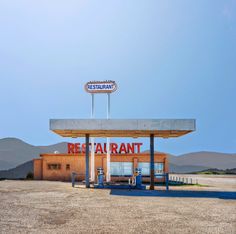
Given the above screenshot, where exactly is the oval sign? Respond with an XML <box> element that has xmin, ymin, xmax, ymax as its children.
<box><xmin>84</xmin><ymin>80</ymin><xmax>117</xmax><ymax>94</ymax></box>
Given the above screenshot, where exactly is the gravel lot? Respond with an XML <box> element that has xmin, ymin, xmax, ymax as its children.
<box><xmin>0</xmin><ymin>175</ymin><xmax>235</xmax><ymax>234</ymax></box>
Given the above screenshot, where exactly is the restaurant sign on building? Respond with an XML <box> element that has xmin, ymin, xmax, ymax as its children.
<box><xmin>67</xmin><ymin>142</ymin><xmax>143</xmax><ymax>154</ymax></box>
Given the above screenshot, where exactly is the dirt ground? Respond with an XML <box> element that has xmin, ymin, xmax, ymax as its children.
<box><xmin>0</xmin><ymin>175</ymin><xmax>235</xmax><ymax>234</ymax></box>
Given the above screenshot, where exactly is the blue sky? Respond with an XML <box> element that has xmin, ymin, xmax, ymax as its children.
<box><xmin>0</xmin><ymin>0</ymin><xmax>235</xmax><ymax>155</ymax></box>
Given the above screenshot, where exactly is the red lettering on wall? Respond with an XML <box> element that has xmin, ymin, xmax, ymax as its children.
<box><xmin>119</xmin><ymin>143</ymin><xmax>127</xmax><ymax>154</ymax></box>
<box><xmin>82</xmin><ymin>143</ymin><xmax>86</xmax><ymax>153</ymax></box>
<box><xmin>68</xmin><ymin>143</ymin><xmax>75</xmax><ymax>154</ymax></box>
<box><xmin>96</xmin><ymin>143</ymin><xmax>103</xmax><ymax>154</ymax></box>
<box><xmin>103</xmin><ymin>143</ymin><xmax>107</xmax><ymax>153</ymax></box>
<box><xmin>135</xmin><ymin>143</ymin><xmax>143</xmax><ymax>153</ymax></box>
<box><xmin>127</xmin><ymin>143</ymin><xmax>135</xmax><ymax>154</ymax></box>
<box><xmin>111</xmin><ymin>143</ymin><xmax>118</xmax><ymax>154</ymax></box>
<box><xmin>74</xmin><ymin>143</ymin><xmax>81</xmax><ymax>154</ymax></box>
<box><xmin>67</xmin><ymin>142</ymin><xmax>143</xmax><ymax>154</ymax></box>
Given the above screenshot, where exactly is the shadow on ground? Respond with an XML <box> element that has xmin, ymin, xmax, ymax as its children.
<box><xmin>110</xmin><ymin>189</ymin><xmax>236</xmax><ymax>200</ymax></box>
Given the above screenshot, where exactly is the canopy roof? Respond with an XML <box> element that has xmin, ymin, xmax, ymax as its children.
<box><xmin>50</xmin><ymin>119</ymin><xmax>196</xmax><ymax>138</ymax></box>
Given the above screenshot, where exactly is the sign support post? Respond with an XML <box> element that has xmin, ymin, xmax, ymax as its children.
<box><xmin>91</xmin><ymin>94</ymin><xmax>95</xmax><ymax>182</ymax></box>
<box><xmin>106</xmin><ymin>93</ymin><xmax>111</xmax><ymax>182</ymax></box>
<box><xmin>84</xmin><ymin>81</ymin><xmax>117</xmax><ymax>184</ymax></box>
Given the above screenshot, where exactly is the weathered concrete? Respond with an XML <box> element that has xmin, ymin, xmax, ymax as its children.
<box><xmin>50</xmin><ymin>119</ymin><xmax>196</xmax><ymax>138</ymax></box>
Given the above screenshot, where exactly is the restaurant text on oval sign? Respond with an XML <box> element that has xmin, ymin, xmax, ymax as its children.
<box><xmin>84</xmin><ymin>80</ymin><xmax>117</xmax><ymax>93</ymax></box>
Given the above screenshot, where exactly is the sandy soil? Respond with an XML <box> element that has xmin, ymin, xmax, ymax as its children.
<box><xmin>0</xmin><ymin>175</ymin><xmax>235</xmax><ymax>234</ymax></box>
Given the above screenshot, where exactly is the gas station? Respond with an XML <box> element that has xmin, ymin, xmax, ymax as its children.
<box><xmin>34</xmin><ymin>81</ymin><xmax>196</xmax><ymax>190</ymax></box>
<box><xmin>49</xmin><ymin>118</ymin><xmax>195</xmax><ymax>190</ymax></box>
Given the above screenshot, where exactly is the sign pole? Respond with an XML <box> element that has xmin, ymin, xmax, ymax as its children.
<box><xmin>84</xmin><ymin>81</ymin><xmax>117</xmax><ymax>183</ymax></box>
<box><xmin>106</xmin><ymin>93</ymin><xmax>111</xmax><ymax>182</ymax></box>
<box><xmin>91</xmin><ymin>94</ymin><xmax>95</xmax><ymax>182</ymax></box>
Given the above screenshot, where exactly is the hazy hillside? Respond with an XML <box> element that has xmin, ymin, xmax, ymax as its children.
<box><xmin>0</xmin><ymin>160</ymin><xmax>33</xmax><ymax>179</ymax></box>
<box><xmin>0</xmin><ymin>160</ymin><xmax>15</xmax><ymax>170</ymax></box>
<box><xmin>0</xmin><ymin>138</ymin><xmax>67</xmax><ymax>170</ymax></box>
<box><xmin>169</xmin><ymin>163</ymin><xmax>209</xmax><ymax>173</ymax></box>
<box><xmin>141</xmin><ymin>150</ymin><xmax>236</xmax><ymax>172</ymax></box>
<box><xmin>38</xmin><ymin>142</ymin><xmax>68</xmax><ymax>154</ymax></box>
<box><xmin>173</xmin><ymin>151</ymin><xmax>236</xmax><ymax>170</ymax></box>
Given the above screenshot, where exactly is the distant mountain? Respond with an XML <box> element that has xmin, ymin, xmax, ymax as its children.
<box><xmin>171</xmin><ymin>151</ymin><xmax>236</xmax><ymax>170</ymax></box>
<box><xmin>0</xmin><ymin>160</ymin><xmax>33</xmax><ymax>179</ymax></box>
<box><xmin>0</xmin><ymin>137</ymin><xmax>68</xmax><ymax>170</ymax></box>
<box><xmin>0</xmin><ymin>137</ymin><xmax>235</xmax><ymax>177</ymax></box>
<box><xmin>193</xmin><ymin>168</ymin><xmax>236</xmax><ymax>175</ymax></box>
<box><xmin>0</xmin><ymin>160</ymin><xmax>15</xmax><ymax>170</ymax></box>
<box><xmin>169</xmin><ymin>163</ymin><xmax>209</xmax><ymax>174</ymax></box>
<box><xmin>142</xmin><ymin>150</ymin><xmax>236</xmax><ymax>173</ymax></box>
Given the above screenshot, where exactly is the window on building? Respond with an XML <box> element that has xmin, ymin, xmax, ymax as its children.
<box><xmin>48</xmin><ymin>164</ymin><xmax>61</xmax><ymax>170</ymax></box>
<box><xmin>66</xmin><ymin>164</ymin><xmax>70</xmax><ymax>170</ymax></box>
<box><xmin>110</xmin><ymin>162</ymin><xmax>133</xmax><ymax>176</ymax></box>
<box><xmin>138</xmin><ymin>162</ymin><xmax>164</xmax><ymax>176</ymax></box>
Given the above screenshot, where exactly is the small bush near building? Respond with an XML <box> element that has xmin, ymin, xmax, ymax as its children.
<box><xmin>26</xmin><ymin>172</ymin><xmax>34</xmax><ymax>180</ymax></box>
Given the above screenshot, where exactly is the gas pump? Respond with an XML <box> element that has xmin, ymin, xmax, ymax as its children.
<box><xmin>134</xmin><ymin>168</ymin><xmax>142</xmax><ymax>189</ymax></box>
<box><xmin>97</xmin><ymin>168</ymin><xmax>104</xmax><ymax>188</ymax></box>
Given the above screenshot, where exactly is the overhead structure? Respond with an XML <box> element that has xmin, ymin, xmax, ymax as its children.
<box><xmin>50</xmin><ymin>118</ymin><xmax>196</xmax><ymax>189</ymax></box>
<box><xmin>50</xmin><ymin>119</ymin><xmax>195</xmax><ymax>138</ymax></box>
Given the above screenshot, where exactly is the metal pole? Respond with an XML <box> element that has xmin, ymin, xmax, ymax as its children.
<box><xmin>107</xmin><ymin>93</ymin><xmax>110</xmax><ymax>118</ymax></box>
<box><xmin>91</xmin><ymin>94</ymin><xmax>94</xmax><ymax>117</ymax></box>
<box><xmin>106</xmin><ymin>93</ymin><xmax>111</xmax><ymax>182</ymax></box>
<box><xmin>166</xmin><ymin>173</ymin><xmax>169</xmax><ymax>190</ymax></box>
<box><xmin>91</xmin><ymin>94</ymin><xmax>95</xmax><ymax>182</ymax></box>
<box><xmin>150</xmin><ymin>134</ymin><xmax>155</xmax><ymax>190</ymax></box>
<box><xmin>85</xmin><ymin>134</ymin><xmax>90</xmax><ymax>188</ymax></box>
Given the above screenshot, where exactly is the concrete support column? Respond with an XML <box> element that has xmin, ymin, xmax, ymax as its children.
<box><xmin>106</xmin><ymin>93</ymin><xmax>111</xmax><ymax>182</ymax></box>
<box><xmin>106</xmin><ymin>137</ymin><xmax>111</xmax><ymax>182</ymax></box>
<box><xmin>150</xmin><ymin>134</ymin><xmax>155</xmax><ymax>190</ymax></box>
<box><xmin>91</xmin><ymin>138</ymin><xmax>95</xmax><ymax>182</ymax></box>
<box><xmin>85</xmin><ymin>134</ymin><xmax>90</xmax><ymax>188</ymax></box>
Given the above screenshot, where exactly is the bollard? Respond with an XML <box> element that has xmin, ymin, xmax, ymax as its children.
<box><xmin>71</xmin><ymin>172</ymin><xmax>77</xmax><ymax>187</ymax></box>
<box><xmin>72</xmin><ymin>175</ymin><xmax>75</xmax><ymax>187</ymax></box>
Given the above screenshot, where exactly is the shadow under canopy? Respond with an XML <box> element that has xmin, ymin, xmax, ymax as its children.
<box><xmin>109</xmin><ymin>189</ymin><xmax>236</xmax><ymax>200</ymax></box>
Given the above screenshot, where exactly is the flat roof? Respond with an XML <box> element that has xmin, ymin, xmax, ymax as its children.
<box><xmin>50</xmin><ymin>119</ymin><xmax>196</xmax><ymax>138</ymax></box>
